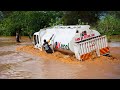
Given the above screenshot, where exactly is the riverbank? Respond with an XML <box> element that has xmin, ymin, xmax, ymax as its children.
<box><xmin>107</xmin><ymin>35</ymin><xmax>120</xmax><ymax>42</ymax></box>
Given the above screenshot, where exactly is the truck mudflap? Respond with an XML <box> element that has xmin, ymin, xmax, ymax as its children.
<box><xmin>73</xmin><ymin>35</ymin><xmax>110</xmax><ymax>61</ymax></box>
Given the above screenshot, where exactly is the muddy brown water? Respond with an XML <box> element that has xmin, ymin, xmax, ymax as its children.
<box><xmin>0</xmin><ymin>36</ymin><xmax>120</xmax><ymax>79</ymax></box>
<box><xmin>0</xmin><ymin>42</ymin><xmax>16</xmax><ymax>47</ymax></box>
<box><xmin>0</xmin><ymin>51</ymin><xmax>15</xmax><ymax>56</ymax></box>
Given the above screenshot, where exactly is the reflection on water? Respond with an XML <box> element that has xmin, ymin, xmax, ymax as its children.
<box><xmin>0</xmin><ymin>41</ymin><xmax>16</xmax><ymax>47</ymax></box>
<box><xmin>109</xmin><ymin>42</ymin><xmax>120</xmax><ymax>47</ymax></box>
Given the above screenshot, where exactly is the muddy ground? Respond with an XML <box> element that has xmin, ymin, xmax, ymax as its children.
<box><xmin>0</xmin><ymin>36</ymin><xmax>120</xmax><ymax>79</ymax></box>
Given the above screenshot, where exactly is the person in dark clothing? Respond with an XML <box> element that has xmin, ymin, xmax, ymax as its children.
<box><xmin>16</xmin><ymin>32</ymin><xmax>20</xmax><ymax>43</ymax></box>
<box><xmin>43</xmin><ymin>39</ymin><xmax>53</xmax><ymax>53</ymax></box>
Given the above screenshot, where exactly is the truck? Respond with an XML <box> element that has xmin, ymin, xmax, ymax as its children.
<box><xmin>33</xmin><ymin>25</ymin><xmax>110</xmax><ymax>61</ymax></box>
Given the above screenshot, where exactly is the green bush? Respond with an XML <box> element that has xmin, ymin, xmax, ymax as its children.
<box><xmin>97</xmin><ymin>15</ymin><xmax>120</xmax><ymax>36</ymax></box>
<box><xmin>0</xmin><ymin>11</ymin><xmax>63</xmax><ymax>36</ymax></box>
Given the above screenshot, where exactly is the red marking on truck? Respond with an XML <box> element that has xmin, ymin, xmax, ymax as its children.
<box><xmin>75</xmin><ymin>34</ymin><xmax>95</xmax><ymax>42</ymax></box>
<box><xmin>87</xmin><ymin>43</ymin><xmax>95</xmax><ymax>48</ymax></box>
<box><xmin>75</xmin><ymin>38</ymin><xmax>80</xmax><ymax>41</ymax></box>
<box><xmin>84</xmin><ymin>35</ymin><xmax>88</xmax><ymax>38</ymax></box>
<box><xmin>91</xmin><ymin>34</ymin><xmax>95</xmax><ymax>36</ymax></box>
<box><xmin>88</xmin><ymin>35</ymin><xmax>90</xmax><ymax>37</ymax></box>
<box><xmin>55</xmin><ymin>42</ymin><xmax>70</xmax><ymax>50</ymax></box>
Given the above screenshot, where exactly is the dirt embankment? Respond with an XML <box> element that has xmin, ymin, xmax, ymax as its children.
<box><xmin>16</xmin><ymin>45</ymin><xmax>120</xmax><ymax>64</ymax></box>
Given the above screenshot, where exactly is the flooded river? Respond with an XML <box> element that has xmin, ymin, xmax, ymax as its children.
<box><xmin>109</xmin><ymin>42</ymin><xmax>120</xmax><ymax>47</ymax></box>
<box><xmin>0</xmin><ymin>36</ymin><xmax>120</xmax><ymax>79</ymax></box>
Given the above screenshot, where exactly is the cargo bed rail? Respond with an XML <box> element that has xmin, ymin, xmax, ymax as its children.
<box><xmin>74</xmin><ymin>35</ymin><xmax>110</xmax><ymax>61</ymax></box>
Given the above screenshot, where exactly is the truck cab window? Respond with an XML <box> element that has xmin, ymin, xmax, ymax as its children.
<box><xmin>34</xmin><ymin>35</ymin><xmax>37</xmax><ymax>45</ymax></box>
<box><xmin>37</xmin><ymin>35</ymin><xmax>39</xmax><ymax>44</ymax></box>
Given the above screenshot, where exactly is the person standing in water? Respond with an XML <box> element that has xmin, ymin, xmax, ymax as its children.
<box><xmin>43</xmin><ymin>39</ymin><xmax>53</xmax><ymax>53</ymax></box>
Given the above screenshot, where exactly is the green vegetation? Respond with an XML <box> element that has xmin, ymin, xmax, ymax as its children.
<box><xmin>0</xmin><ymin>11</ymin><xmax>63</xmax><ymax>36</ymax></box>
<box><xmin>96</xmin><ymin>14</ymin><xmax>120</xmax><ymax>36</ymax></box>
<box><xmin>0</xmin><ymin>11</ymin><xmax>120</xmax><ymax>42</ymax></box>
<box><xmin>107</xmin><ymin>35</ymin><xmax>120</xmax><ymax>42</ymax></box>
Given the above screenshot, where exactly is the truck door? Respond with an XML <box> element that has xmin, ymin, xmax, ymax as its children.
<box><xmin>34</xmin><ymin>34</ymin><xmax>40</xmax><ymax>48</ymax></box>
<box><xmin>34</xmin><ymin>35</ymin><xmax>37</xmax><ymax>45</ymax></box>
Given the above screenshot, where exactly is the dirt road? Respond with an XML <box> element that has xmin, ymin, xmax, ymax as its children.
<box><xmin>0</xmin><ymin>36</ymin><xmax>120</xmax><ymax>79</ymax></box>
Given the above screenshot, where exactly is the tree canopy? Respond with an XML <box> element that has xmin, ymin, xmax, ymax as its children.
<box><xmin>97</xmin><ymin>11</ymin><xmax>120</xmax><ymax>35</ymax></box>
<box><xmin>62</xmin><ymin>11</ymin><xmax>101</xmax><ymax>25</ymax></box>
<box><xmin>0</xmin><ymin>11</ymin><xmax>63</xmax><ymax>36</ymax></box>
<box><xmin>0</xmin><ymin>11</ymin><xmax>120</xmax><ymax>36</ymax></box>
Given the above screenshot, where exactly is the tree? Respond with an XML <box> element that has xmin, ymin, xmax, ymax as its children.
<box><xmin>107</xmin><ymin>11</ymin><xmax>120</xmax><ymax>19</ymax></box>
<box><xmin>61</xmin><ymin>11</ymin><xmax>101</xmax><ymax>26</ymax></box>
<box><xmin>97</xmin><ymin>14</ymin><xmax>120</xmax><ymax>35</ymax></box>
<box><xmin>0</xmin><ymin>11</ymin><xmax>63</xmax><ymax>42</ymax></box>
